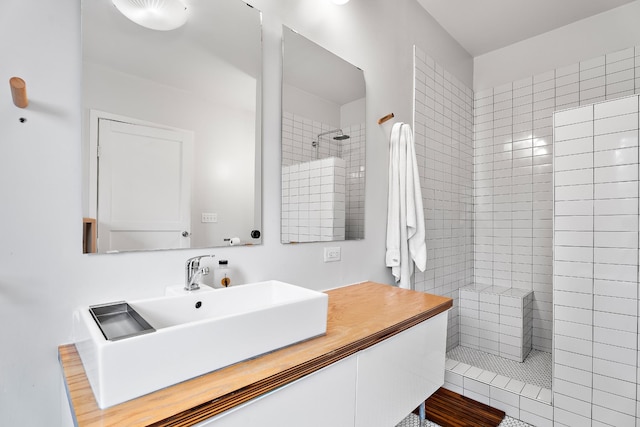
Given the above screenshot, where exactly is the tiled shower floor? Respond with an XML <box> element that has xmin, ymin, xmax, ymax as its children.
<box><xmin>446</xmin><ymin>346</ymin><xmax>552</xmax><ymax>390</ymax></box>
<box><xmin>396</xmin><ymin>413</ymin><xmax>533</xmax><ymax>427</ymax></box>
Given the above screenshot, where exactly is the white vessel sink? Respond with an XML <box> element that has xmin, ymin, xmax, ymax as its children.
<box><xmin>74</xmin><ymin>280</ymin><xmax>328</xmax><ymax>409</ymax></box>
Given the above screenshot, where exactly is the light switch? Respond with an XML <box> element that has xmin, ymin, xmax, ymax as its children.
<box><xmin>202</xmin><ymin>213</ymin><xmax>218</xmax><ymax>223</ymax></box>
<box><xmin>324</xmin><ymin>247</ymin><xmax>341</xmax><ymax>262</ymax></box>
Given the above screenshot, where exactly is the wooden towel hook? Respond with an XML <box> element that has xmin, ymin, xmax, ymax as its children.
<box><xmin>377</xmin><ymin>112</ymin><xmax>394</xmax><ymax>124</ymax></box>
<box><xmin>10</xmin><ymin>77</ymin><xmax>28</xmax><ymax>108</ymax></box>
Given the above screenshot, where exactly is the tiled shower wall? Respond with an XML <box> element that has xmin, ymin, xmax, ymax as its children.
<box><xmin>473</xmin><ymin>46</ymin><xmax>640</xmax><ymax>354</ymax></box>
<box><xmin>413</xmin><ymin>47</ymin><xmax>474</xmax><ymax>350</ymax></box>
<box><xmin>553</xmin><ymin>95</ymin><xmax>639</xmax><ymax>427</ymax></box>
<box><xmin>281</xmin><ymin>112</ymin><xmax>365</xmax><ymax>239</ymax></box>
<box><xmin>281</xmin><ymin>157</ymin><xmax>346</xmax><ymax>243</ymax></box>
<box><xmin>342</xmin><ymin>123</ymin><xmax>366</xmax><ymax>240</ymax></box>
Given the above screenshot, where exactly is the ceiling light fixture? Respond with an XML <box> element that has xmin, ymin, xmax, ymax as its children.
<box><xmin>112</xmin><ymin>0</ymin><xmax>188</xmax><ymax>31</ymax></box>
<box><xmin>330</xmin><ymin>0</ymin><xmax>350</xmax><ymax>5</ymax></box>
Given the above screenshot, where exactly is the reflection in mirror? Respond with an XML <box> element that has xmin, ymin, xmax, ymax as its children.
<box><xmin>281</xmin><ymin>27</ymin><xmax>366</xmax><ymax>244</ymax></box>
<box><xmin>81</xmin><ymin>0</ymin><xmax>262</xmax><ymax>253</ymax></box>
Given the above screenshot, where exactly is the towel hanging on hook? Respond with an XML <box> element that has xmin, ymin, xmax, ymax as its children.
<box><xmin>385</xmin><ymin>122</ymin><xmax>426</xmax><ymax>289</ymax></box>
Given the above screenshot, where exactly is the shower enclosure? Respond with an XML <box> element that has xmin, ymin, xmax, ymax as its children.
<box><xmin>413</xmin><ymin>46</ymin><xmax>553</xmax><ymax>422</ymax></box>
<box><xmin>415</xmin><ymin>42</ymin><xmax>640</xmax><ymax>425</ymax></box>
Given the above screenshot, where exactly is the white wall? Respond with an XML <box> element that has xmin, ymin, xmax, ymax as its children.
<box><xmin>283</xmin><ymin>83</ymin><xmax>341</xmax><ymax>127</ymax></box>
<box><xmin>341</xmin><ymin>97</ymin><xmax>366</xmax><ymax>127</ymax></box>
<box><xmin>0</xmin><ymin>0</ymin><xmax>471</xmax><ymax>425</ymax></box>
<box><xmin>474</xmin><ymin>0</ymin><xmax>640</xmax><ymax>91</ymax></box>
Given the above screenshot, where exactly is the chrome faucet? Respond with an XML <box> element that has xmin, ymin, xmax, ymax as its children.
<box><xmin>184</xmin><ymin>255</ymin><xmax>215</xmax><ymax>291</ymax></box>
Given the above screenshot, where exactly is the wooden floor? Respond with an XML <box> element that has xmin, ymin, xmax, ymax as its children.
<box><xmin>421</xmin><ymin>388</ymin><xmax>506</xmax><ymax>427</ymax></box>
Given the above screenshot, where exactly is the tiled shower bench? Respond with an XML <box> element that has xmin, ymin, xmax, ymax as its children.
<box><xmin>459</xmin><ymin>284</ymin><xmax>533</xmax><ymax>362</ymax></box>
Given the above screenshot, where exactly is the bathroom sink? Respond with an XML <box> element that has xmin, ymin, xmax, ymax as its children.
<box><xmin>73</xmin><ymin>280</ymin><xmax>328</xmax><ymax>409</ymax></box>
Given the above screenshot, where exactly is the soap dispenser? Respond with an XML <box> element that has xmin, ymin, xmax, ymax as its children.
<box><xmin>213</xmin><ymin>260</ymin><xmax>231</xmax><ymax>288</ymax></box>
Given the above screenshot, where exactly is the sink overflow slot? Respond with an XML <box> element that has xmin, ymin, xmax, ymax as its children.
<box><xmin>195</xmin><ymin>301</ymin><xmax>202</xmax><ymax>309</ymax></box>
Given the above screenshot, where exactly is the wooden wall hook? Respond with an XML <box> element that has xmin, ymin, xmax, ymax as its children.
<box><xmin>377</xmin><ymin>112</ymin><xmax>394</xmax><ymax>124</ymax></box>
<box><xmin>10</xmin><ymin>77</ymin><xmax>28</xmax><ymax>108</ymax></box>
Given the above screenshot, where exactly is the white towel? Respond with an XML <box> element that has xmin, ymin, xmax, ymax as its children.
<box><xmin>385</xmin><ymin>122</ymin><xmax>426</xmax><ymax>289</ymax></box>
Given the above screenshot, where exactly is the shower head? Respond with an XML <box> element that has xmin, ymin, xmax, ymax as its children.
<box><xmin>317</xmin><ymin>128</ymin><xmax>350</xmax><ymax>141</ymax></box>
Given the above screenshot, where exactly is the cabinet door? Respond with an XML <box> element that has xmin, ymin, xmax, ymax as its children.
<box><xmin>197</xmin><ymin>355</ymin><xmax>357</xmax><ymax>427</ymax></box>
<box><xmin>354</xmin><ymin>311</ymin><xmax>448</xmax><ymax>427</ymax></box>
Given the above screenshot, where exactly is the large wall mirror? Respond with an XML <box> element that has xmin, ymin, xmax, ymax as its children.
<box><xmin>81</xmin><ymin>0</ymin><xmax>262</xmax><ymax>253</ymax></box>
<box><xmin>281</xmin><ymin>27</ymin><xmax>366</xmax><ymax>244</ymax></box>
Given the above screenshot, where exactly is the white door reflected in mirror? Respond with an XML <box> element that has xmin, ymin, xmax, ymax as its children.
<box><xmin>96</xmin><ymin>117</ymin><xmax>193</xmax><ymax>253</ymax></box>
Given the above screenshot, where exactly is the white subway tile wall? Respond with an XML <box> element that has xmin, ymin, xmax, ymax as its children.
<box><xmin>473</xmin><ymin>45</ymin><xmax>640</xmax><ymax>355</ymax></box>
<box><xmin>473</xmin><ymin>78</ymin><xmax>554</xmax><ymax>354</ymax></box>
<box><xmin>342</xmin><ymin>123</ymin><xmax>366</xmax><ymax>240</ymax></box>
<box><xmin>553</xmin><ymin>95</ymin><xmax>639</xmax><ymax>426</ymax></box>
<box><xmin>281</xmin><ymin>157</ymin><xmax>346</xmax><ymax>243</ymax></box>
<box><xmin>281</xmin><ymin>112</ymin><xmax>365</xmax><ymax>240</ymax></box>
<box><xmin>413</xmin><ymin>47</ymin><xmax>474</xmax><ymax>350</ymax></box>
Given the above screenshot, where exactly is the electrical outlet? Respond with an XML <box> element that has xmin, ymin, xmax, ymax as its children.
<box><xmin>324</xmin><ymin>247</ymin><xmax>341</xmax><ymax>262</ymax></box>
<box><xmin>201</xmin><ymin>213</ymin><xmax>218</xmax><ymax>223</ymax></box>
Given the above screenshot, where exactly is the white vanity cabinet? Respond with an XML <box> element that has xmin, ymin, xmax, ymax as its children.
<box><xmin>196</xmin><ymin>355</ymin><xmax>358</xmax><ymax>427</ymax></box>
<box><xmin>199</xmin><ymin>311</ymin><xmax>448</xmax><ymax>427</ymax></box>
<box><xmin>355</xmin><ymin>311</ymin><xmax>447</xmax><ymax>427</ymax></box>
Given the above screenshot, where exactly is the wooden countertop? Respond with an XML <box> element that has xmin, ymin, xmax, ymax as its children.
<box><xmin>59</xmin><ymin>281</ymin><xmax>452</xmax><ymax>427</ymax></box>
